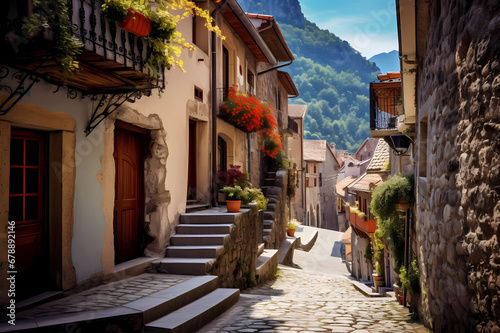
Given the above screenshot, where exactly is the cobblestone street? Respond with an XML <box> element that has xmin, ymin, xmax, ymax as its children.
<box><xmin>199</xmin><ymin>267</ymin><xmax>428</xmax><ymax>333</ymax></box>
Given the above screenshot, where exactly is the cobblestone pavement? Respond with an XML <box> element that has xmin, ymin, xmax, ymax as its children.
<box><xmin>198</xmin><ymin>267</ymin><xmax>429</xmax><ymax>333</ymax></box>
<box><xmin>13</xmin><ymin>273</ymin><xmax>189</xmax><ymax>320</ymax></box>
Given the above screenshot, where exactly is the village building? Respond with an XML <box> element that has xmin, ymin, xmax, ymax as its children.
<box><xmin>303</xmin><ymin>140</ymin><xmax>340</xmax><ymax>230</ymax></box>
<box><xmin>0</xmin><ymin>0</ymin><xmax>299</xmax><ymax>309</ymax></box>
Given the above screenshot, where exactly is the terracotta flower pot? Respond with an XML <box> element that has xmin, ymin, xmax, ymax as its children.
<box><xmin>398</xmin><ymin>294</ymin><xmax>404</xmax><ymax>305</ymax></box>
<box><xmin>287</xmin><ymin>229</ymin><xmax>295</xmax><ymax>237</ymax></box>
<box><xmin>226</xmin><ymin>200</ymin><xmax>241</xmax><ymax>213</ymax></box>
<box><xmin>395</xmin><ymin>198</ymin><xmax>410</xmax><ymax>212</ymax></box>
<box><xmin>119</xmin><ymin>8</ymin><xmax>152</xmax><ymax>37</ymax></box>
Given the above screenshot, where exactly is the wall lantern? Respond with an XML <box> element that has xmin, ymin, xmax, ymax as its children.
<box><xmin>390</xmin><ymin>134</ymin><xmax>411</xmax><ymax>155</ymax></box>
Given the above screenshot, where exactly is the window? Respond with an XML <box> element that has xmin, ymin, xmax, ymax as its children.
<box><xmin>222</xmin><ymin>46</ymin><xmax>229</xmax><ymax>95</ymax></box>
<box><xmin>314</xmin><ymin>165</ymin><xmax>317</xmax><ymax>173</ymax></box>
<box><xmin>306</xmin><ymin>177</ymin><xmax>309</xmax><ymax>187</ymax></box>
<box><xmin>314</xmin><ymin>178</ymin><xmax>317</xmax><ymax>187</ymax></box>
<box><xmin>419</xmin><ymin>115</ymin><xmax>428</xmax><ymax>178</ymax></box>
<box><xmin>319</xmin><ymin>173</ymin><xmax>322</xmax><ymax>187</ymax></box>
<box><xmin>194</xmin><ymin>86</ymin><xmax>203</xmax><ymax>102</ymax></box>
<box><xmin>247</xmin><ymin>69</ymin><xmax>255</xmax><ymax>95</ymax></box>
<box><xmin>192</xmin><ymin>6</ymin><xmax>208</xmax><ymax>54</ymax></box>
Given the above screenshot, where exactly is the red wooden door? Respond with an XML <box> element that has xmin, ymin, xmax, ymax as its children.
<box><xmin>9</xmin><ymin>129</ymin><xmax>49</xmax><ymax>299</ymax></box>
<box><xmin>114</xmin><ymin>124</ymin><xmax>144</xmax><ymax>264</ymax></box>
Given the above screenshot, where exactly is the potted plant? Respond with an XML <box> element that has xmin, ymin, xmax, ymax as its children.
<box><xmin>220</xmin><ymin>185</ymin><xmax>244</xmax><ymax>213</ymax></box>
<box><xmin>286</xmin><ymin>219</ymin><xmax>301</xmax><ymax>237</ymax></box>
<box><xmin>102</xmin><ymin>0</ymin><xmax>154</xmax><ymax>36</ymax></box>
<box><xmin>370</xmin><ymin>173</ymin><xmax>414</xmax><ymax>273</ymax></box>
<box><xmin>22</xmin><ymin>0</ymin><xmax>84</xmax><ymax>76</ymax></box>
<box><xmin>372</xmin><ymin>230</ymin><xmax>385</xmax><ymax>292</ymax></box>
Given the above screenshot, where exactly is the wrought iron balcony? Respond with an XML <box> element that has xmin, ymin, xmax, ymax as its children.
<box><xmin>369</xmin><ymin>81</ymin><xmax>402</xmax><ymax>135</ymax></box>
<box><xmin>1</xmin><ymin>0</ymin><xmax>164</xmax><ymax>95</ymax></box>
<box><xmin>288</xmin><ymin>116</ymin><xmax>298</xmax><ymax>133</ymax></box>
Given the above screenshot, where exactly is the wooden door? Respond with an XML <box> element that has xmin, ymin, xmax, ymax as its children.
<box><xmin>114</xmin><ymin>123</ymin><xmax>145</xmax><ymax>264</ymax></box>
<box><xmin>187</xmin><ymin>120</ymin><xmax>197</xmax><ymax>200</ymax></box>
<box><xmin>9</xmin><ymin>129</ymin><xmax>48</xmax><ymax>299</ymax></box>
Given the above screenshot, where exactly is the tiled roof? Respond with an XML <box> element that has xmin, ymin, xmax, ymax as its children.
<box><xmin>336</xmin><ymin>176</ymin><xmax>356</xmax><ymax>195</ymax></box>
<box><xmin>288</xmin><ymin>105</ymin><xmax>307</xmax><ymax>118</ymax></box>
<box><xmin>304</xmin><ymin>140</ymin><xmax>326</xmax><ymax>162</ymax></box>
<box><xmin>348</xmin><ymin>172</ymin><xmax>383</xmax><ymax>192</ymax></box>
<box><xmin>367</xmin><ymin>140</ymin><xmax>390</xmax><ymax>172</ymax></box>
<box><xmin>341</xmin><ymin>226</ymin><xmax>352</xmax><ymax>244</ymax></box>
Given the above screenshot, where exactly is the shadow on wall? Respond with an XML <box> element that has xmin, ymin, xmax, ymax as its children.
<box><xmin>331</xmin><ymin>241</ymin><xmax>345</xmax><ymax>258</ymax></box>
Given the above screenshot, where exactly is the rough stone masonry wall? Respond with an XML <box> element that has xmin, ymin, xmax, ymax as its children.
<box><xmin>207</xmin><ymin>206</ymin><xmax>259</xmax><ymax>289</ymax></box>
<box><xmin>264</xmin><ymin>169</ymin><xmax>289</xmax><ymax>250</ymax></box>
<box><xmin>416</xmin><ymin>0</ymin><xmax>500</xmax><ymax>331</ymax></box>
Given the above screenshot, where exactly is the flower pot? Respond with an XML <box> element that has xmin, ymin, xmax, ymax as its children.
<box><xmin>395</xmin><ymin>199</ymin><xmax>410</xmax><ymax>212</ymax></box>
<box><xmin>287</xmin><ymin>229</ymin><xmax>295</xmax><ymax>237</ymax></box>
<box><xmin>119</xmin><ymin>9</ymin><xmax>152</xmax><ymax>37</ymax></box>
<box><xmin>397</xmin><ymin>294</ymin><xmax>404</xmax><ymax>305</ymax></box>
<box><xmin>226</xmin><ymin>200</ymin><xmax>241</xmax><ymax>213</ymax></box>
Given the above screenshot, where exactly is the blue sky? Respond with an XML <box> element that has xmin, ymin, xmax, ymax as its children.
<box><xmin>299</xmin><ymin>0</ymin><xmax>398</xmax><ymax>58</ymax></box>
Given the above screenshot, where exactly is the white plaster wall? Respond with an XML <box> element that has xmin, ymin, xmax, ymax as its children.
<box><xmin>9</xmin><ymin>78</ymin><xmax>106</xmax><ymax>283</ymax></box>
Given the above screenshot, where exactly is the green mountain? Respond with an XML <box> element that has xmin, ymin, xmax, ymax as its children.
<box><xmin>238</xmin><ymin>0</ymin><xmax>380</xmax><ymax>151</ymax></box>
<box><xmin>369</xmin><ymin>50</ymin><xmax>400</xmax><ymax>74</ymax></box>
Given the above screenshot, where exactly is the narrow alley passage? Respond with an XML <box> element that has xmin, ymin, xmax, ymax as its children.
<box><xmin>199</xmin><ymin>228</ymin><xmax>428</xmax><ymax>333</ymax></box>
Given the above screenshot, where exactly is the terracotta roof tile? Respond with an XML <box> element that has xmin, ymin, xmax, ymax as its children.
<box><xmin>288</xmin><ymin>105</ymin><xmax>307</xmax><ymax>118</ymax></box>
<box><xmin>348</xmin><ymin>173</ymin><xmax>383</xmax><ymax>192</ymax></box>
<box><xmin>304</xmin><ymin>140</ymin><xmax>326</xmax><ymax>162</ymax></box>
<box><xmin>336</xmin><ymin>176</ymin><xmax>356</xmax><ymax>195</ymax></box>
<box><xmin>367</xmin><ymin>140</ymin><xmax>390</xmax><ymax>172</ymax></box>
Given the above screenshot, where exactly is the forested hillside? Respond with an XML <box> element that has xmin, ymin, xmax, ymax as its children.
<box><xmin>238</xmin><ymin>0</ymin><xmax>381</xmax><ymax>151</ymax></box>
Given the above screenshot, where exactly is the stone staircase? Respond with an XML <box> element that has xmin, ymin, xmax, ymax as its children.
<box><xmin>260</xmin><ymin>171</ymin><xmax>281</xmax><ymax>246</ymax></box>
<box><xmin>156</xmin><ymin>210</ymin><xmax>235</xmax><ymax>275</ymax></box>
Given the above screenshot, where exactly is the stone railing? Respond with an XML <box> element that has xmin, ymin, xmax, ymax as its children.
<box><xmin>207</xmin><ymin>206</ymin><xmax>259</xmax><ymax>289</ymax></box>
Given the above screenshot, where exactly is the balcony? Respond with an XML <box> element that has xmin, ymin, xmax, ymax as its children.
<box><xmin>347</xmin><ymin>206</ymin><xmax>376</xmax><ymax>235</ymax></box>
<box><xmin>287</xmin><ymin>116</ymin><xmax>299</xmax><ymax>134</ymax></box>
<box><xmin>369</xmin><ymin>80</ymin><xmax>402</xmax><ymax>138</ymax></box>
<box><xmin>1</xmin><ymin>0</ymin><xmax>164</xmax><ymax>95</ymax></box>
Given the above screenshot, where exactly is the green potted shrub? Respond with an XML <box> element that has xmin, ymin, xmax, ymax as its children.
<box><xmin>220</xmin><ymin>185</ymin><xmax>244</xmax><ymax>213</ymax></box>
<box><xmin>372</xmin><ymin>230</ymin><xmax>385</xmax><ymax>292</ymax></box>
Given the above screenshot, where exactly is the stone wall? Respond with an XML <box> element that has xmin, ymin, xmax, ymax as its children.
<box><xmin>207</xmin><ymin>206</ymin><xmax>260</xmax><ymax>289</ymax></box>
<box><xmin>415</xmin><ymin>0</ymin><xmax>500</xmax><ymax>331</ymax></box>
<box><xmin>263</xmin><ymin>169</ymin><xmax>289</xmax><ymax>250</ymax></box>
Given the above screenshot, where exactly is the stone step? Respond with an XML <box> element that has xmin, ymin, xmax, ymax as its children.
<box><xmin>180</xmin><ymin>211</ymin><xmax>244</xmax><ymax>224</ymax></box>
<box><xmin>176</xmin><ymin>224</ymin><xmax>232</xmax><ymax>235</ymax></box>
<box><xmin>278</xmin><ymin>237</ymin><xmax>298</xmax><ymax>266</ymax></box>
<box><xmin>263</xmin><ymin>178</ymin><xmax>275</xmax><ymax>186</ymax></box>
<box><xmin>170</xmin><ymin>234</ymin><xmax>228</xmax><ymax>246</ymax></box>
<box><xmin>263</xmin><ymin>220</ymin><xmax>274</xmax><ymax>228</ymax></box>
<box><xmin>165</xmin><ymin>245</ymin><xmax>223</xmax><ymax>258</ymax></box>
<box><xmin>124</xmin><ymin>275</ymin><xmax>219</xmax><ymax>324</ymax></box>
<box><xmin>158</xmin><ymin>258</ymin><xmax>215</xmax><ymax>275</ymax></box>
<box><xmin>256</xmin><ymin>249</ymin><xmax>279</xmax><ymax>284</ymax></box>
<box><xmin>257</xmin><ymin>243</ymin><xmax>265</xmax><ymax>257</ymax></box>
<box><xmin>263</xmin><ymin>228</ymin><xmax>272</xmax><ymax>236</ymax></box>
<box><xmin>144</xmin><ymin>288</ymin><xmax>240</xmax><ymax>333</ymax></box>
<box><xmin>267</xmin><ymin>203</ymin><xmax>277</xmax><ymax>212</ymax></box>
<box><xmin>263</xmin><ymin>211</ymin><xmax>275</xmax><ymax>220</ymax></box>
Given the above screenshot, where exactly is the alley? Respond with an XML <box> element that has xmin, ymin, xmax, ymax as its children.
<box><xmin>199</xmin><ymin>228</ymin><xmax>428</xmax><ymax>333</ymax></box>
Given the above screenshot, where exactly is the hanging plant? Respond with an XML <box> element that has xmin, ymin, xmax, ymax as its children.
<box><xmin>22</xmin><ymin>0</ymin><xmax>84</xmax><ymax>76</ymax></box>
<box><xmin>370</xmin><ymin>173</ymin><xmax>414</xmax><ymax>272</ymax></box>
<box><xmin>219</xmin><ymin>85</ymin><xmax>275</xmax><ymax>133</ymax></box>
<box><xmin>258</xmin><ymin>128</ymin><xmax>282</xmax><ymax>159</ymax></box>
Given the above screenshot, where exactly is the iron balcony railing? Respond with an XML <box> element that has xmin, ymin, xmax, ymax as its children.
<box><xmin>369</xmin><ymin>83</ymin><xmax>402</xmax><ymax>131</ymax></box>
<box><xmin>1</xmin><ymin>0</ymin><xmax>164</xmax><ymax>91</ymax></box>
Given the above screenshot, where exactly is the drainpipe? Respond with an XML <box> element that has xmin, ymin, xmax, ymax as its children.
<box><xmin>211</xmin><ymin>0</ymin><xmax>228</xmax><ymax>207</ymax></box>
